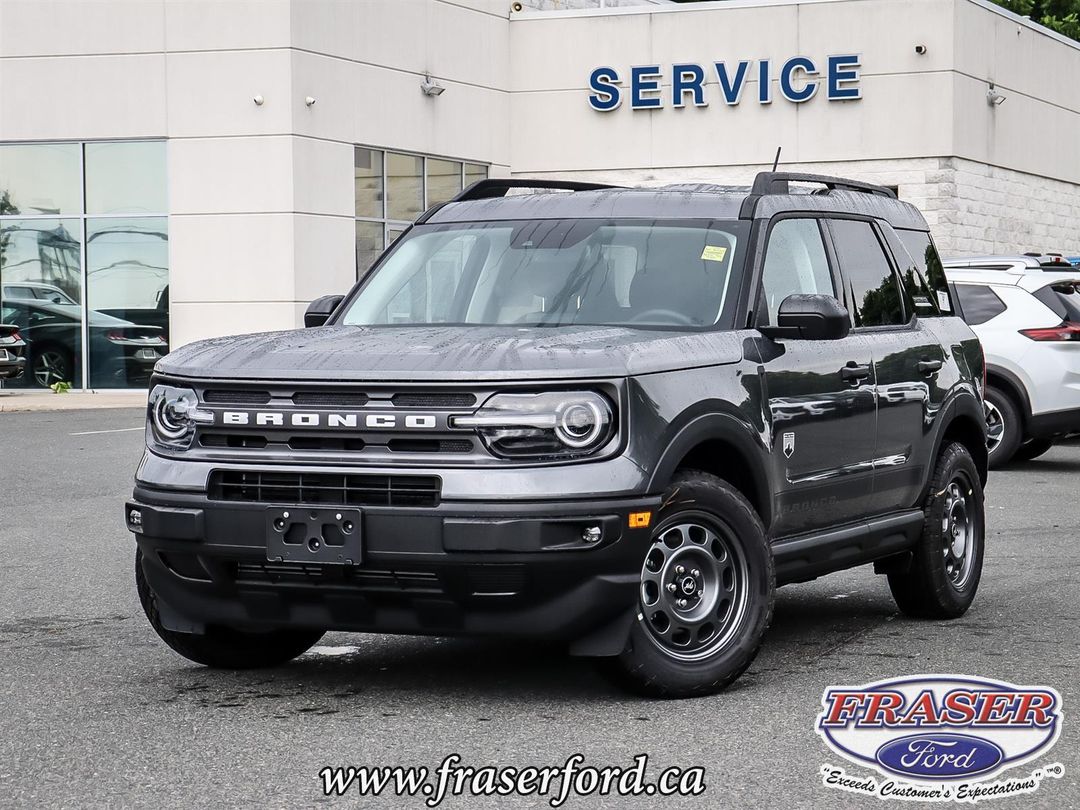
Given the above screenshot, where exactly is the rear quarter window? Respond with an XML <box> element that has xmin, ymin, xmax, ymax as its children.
<box><xmin>1033</xmin><ymin>283</ymin><xmax>1080</xmax><ymax>322</ymax></box>
<box><xmin>897</xmin><ymin>229</ymin><xmax>952</xmax><ymax>314</ymax></box>
<box><xmin>953</xmin><ymin>284</ymin><xmax>1007</xmax><ymax>326</ymax></box>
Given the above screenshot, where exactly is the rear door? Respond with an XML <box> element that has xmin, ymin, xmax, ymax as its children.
<box><xmin>753</xmin><ymin>216</ymin><xmax>877</xmax><ymax>537</ymax></box>
<box><xmin>825</xmin><ymin>219</ymin><xmax>945</xmax><ymax>516</ymax></box>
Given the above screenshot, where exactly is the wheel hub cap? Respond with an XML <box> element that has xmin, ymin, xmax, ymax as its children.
<box><xmin>639</xmin><ymin>518</ymin><xmax>750</xmax><ymax>661</ymax></box>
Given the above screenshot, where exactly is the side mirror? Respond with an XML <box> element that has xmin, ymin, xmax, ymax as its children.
<box><xmin>304</xmin><ymin>294</ymin><xmax>344</xmax><ymax>328</ymax></box>
<box><xmin>759</xmin><ymin>294</ymin><xmax>850</xmax><ymax>341</ymax></box>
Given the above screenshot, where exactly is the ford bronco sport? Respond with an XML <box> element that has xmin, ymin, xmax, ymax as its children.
<box><xmin>127</xmin><ymin>173</ymin><xmax>988</xmax><ymax>697</ymax></box>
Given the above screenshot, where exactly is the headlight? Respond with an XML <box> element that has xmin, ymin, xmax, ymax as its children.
<box><xmin>148</xmin><ymin>384</ymin><xmax>213</xmax><ymax>449</ymax></box>
<box><xmin>451</xmin><ymin>391</ymin><xmax>615</xmax><ymax>459</ymax></box>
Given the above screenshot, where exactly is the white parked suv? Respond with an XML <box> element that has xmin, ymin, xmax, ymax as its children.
<box><xmin>944</xmin><ymin>254</ymin><xmax>1080</xmax><ymax>467</ymax></box>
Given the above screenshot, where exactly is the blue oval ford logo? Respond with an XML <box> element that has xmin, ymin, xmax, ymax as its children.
<box><xmin>876</xmin><ymin>733</ymin><xmax>1004</xmax><ymax>780</ymax></box>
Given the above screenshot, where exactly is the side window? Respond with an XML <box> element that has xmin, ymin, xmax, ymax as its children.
<box><xmin>953</xmin><ymin>284</ymin><xmax>1007</xmax><ymax>325</ymax></box>
<box><xmin>897</xmin><ymin>229</ymin><xmax>952</xmax><ymax>314</ymax></box>
<box><xmin>758</xmin><ymin>218</ymin><xmax>833</xmax><ymax>325</ymax></box>
<box><xmin>828</xmin><ymin>219</ymin><xmax>905</xmax><ymax>327</ymax></box>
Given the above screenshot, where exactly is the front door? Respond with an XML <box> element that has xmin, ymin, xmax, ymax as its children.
<box><xmin>753</xmin><ymin>217</ymin><xmax>878</xmax><ymax>537</ymax></box>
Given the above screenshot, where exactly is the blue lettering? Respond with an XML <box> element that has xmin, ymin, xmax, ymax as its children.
<box><xmin>631</xmin><ymin>65</ymin><xmax>662</xmax><ymax>109</ymax></box>
<box><xmin>714</xmin><ymin>60</ymin><xmax>750</xmax><ymax>105</ymax></box>
<box><xmin>672</xmin><ymin>63</ymin><xmax>707</xmax><ymax>107</ymax></box>
<box><xmin>588</xmin><ymin>66</ymin><xmax>622</xmax><ymax>112</ymax></box>
<box><xmin>827</xmin><ymin>54</ymin><xmax>862</xmax><ymax>100</ymax></box>
<box><xmin>758</xmin><ymin>59</ymin><xmax>772</xmax><ymax>104</ymax></box>
<box><xmin>779</xmin><ymin>56</ymin><xmax>818</xmax><ymax>102</ymax></box>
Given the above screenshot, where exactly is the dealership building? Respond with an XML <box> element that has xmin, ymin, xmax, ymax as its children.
<box><xmin>1</xmin><ymin>0</ymin><xmax>1079</xmax><ymax>389</ymax></box>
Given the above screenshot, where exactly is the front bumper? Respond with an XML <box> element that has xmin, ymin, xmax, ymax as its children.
<box><xmin>128</xmin><ymin>484</ymin><xmax>661</xmax><ymax>647</ymax></box>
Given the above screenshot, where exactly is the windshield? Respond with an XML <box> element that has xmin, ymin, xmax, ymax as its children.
<box><xmin>339</xmin><ymin>219</ymin><xmax>748</xmax><ymax>329</ymax></box>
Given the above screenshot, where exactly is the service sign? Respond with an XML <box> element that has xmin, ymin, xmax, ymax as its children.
<box><xmin>587</xmin><ymin>54</ymin><xmax>861</xmax><ymax>111</ymax></box>
<box><xmin>816</xmin><ymin>675</ymin><xmax>1065</xmax><ymax>802</ymax></box>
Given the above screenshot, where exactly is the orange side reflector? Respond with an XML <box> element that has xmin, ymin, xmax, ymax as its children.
<box><xmin>628</xmin><ymin>511</ymin><xmax>652</xmax><ymax>529</ymax></box>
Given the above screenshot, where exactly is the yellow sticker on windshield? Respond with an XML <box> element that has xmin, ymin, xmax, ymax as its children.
<box><xmin>701</xmin><ymin>245</ymin><xmax>728</xmax><ymax>262</ymax></box>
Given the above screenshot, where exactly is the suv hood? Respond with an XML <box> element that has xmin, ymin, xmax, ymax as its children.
<box><xmin>156</xmin><ymin>325</ymin><xmax>745</xmax><ymax>382</ymax></box>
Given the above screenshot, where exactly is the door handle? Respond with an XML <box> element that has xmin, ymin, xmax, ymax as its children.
<box><xmin>917</xmin><ymin>358</ymin><xmax>943</xmax><ymax>375</ymax></box>
<box><xmin>840</xmin><ymin>362</ymin><xmax>871</xmax><ymax>383</ymax></box>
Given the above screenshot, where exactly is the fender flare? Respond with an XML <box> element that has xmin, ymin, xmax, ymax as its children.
<box><xmin>925</xmin><ymin>389</ymin><xmax>988</xmax><ymax>491</ymax></box>
<box><xmin>646</xmin><ymin>408</ymin><xmax>773</xmax><ymax>528</ymax></box>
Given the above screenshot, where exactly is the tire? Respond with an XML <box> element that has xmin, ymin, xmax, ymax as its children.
<box><xmin>984</xmin><ymin>387</ymin><xmax>1021</xmax><ymax>469</ymax></box>
<box><xmin>602</xmin><ymin>471</ymin><xmax>774</xmax><ymax>698</ymax></box>
<box><xmin>135</xmin><ymin>550</ymin><xmax>324</xmax><ymax>668</ymax></box>
<box><xmin>888</xmin><ymin>442</ymin><xmax>985</xmax><ymax>619</ymax></box>
<box><xmin>1013</xmin><ymin>438</ymin><xmax>1054</xmax><ymax>463</ymax></box>
<box><xmin>32</xmin><ymin>345</ymin><xmax>73</xmax><ymax>388</ymax></box>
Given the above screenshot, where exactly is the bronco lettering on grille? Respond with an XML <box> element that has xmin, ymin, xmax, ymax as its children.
<box><xmin>219</xmin><ymin>411</ymin><xmax>440</xmax><ymax>430</ymax></box>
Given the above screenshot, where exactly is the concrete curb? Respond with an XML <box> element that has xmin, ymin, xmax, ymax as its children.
<box><xmin>0</xmin><ymin>391</ymin><xmax>147</xmax><ymax>413</ymax></box>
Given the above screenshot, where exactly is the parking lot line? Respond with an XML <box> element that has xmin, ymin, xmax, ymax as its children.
<box><xmin>70</xmin><ymin>427</ymin><xmax>143</xmax><ymax>436</ymax></box>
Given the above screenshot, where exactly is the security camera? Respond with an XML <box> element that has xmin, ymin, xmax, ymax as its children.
<box><xmin>914</xmin><ymin>44</ymin><xmax>927</xmax><ymax>55</ymax></box>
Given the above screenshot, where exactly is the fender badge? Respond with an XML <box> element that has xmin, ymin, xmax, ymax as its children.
<box><xmin>783</xmin><ymin>432</ymin><xmax>795</xmax><ymax>459</ymax></box>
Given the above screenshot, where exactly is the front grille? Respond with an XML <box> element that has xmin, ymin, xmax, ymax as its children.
<box><xmin>292</xmin><ymin>391</ymin><xmax>370</xmax><ymax>408</ymax></box>
<box><xmin>233</xmin><ymin>561</ymin><xmax>442</xmax><ymax>592</ymax></box>
<box><xmin>209</xmin><ymin>470</ymin><xmax>441</xmax><ymax>507</ymax></box>
<box><xmin>391</xmin><ymin>392</ymin><xmax>476</xmax><ymax>408</ymax></box>
<box><xmin>387</xmin><ymin>438</ymin><xmax>473</xmax><ymax>454</ymax></box>
<box><xmin>203</xmin><ymin>389</ymin><xmax>271</xmax><ymax>404</ymax></box>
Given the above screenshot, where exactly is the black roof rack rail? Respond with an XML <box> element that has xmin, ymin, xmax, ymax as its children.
<box><xmin>749</xmin><ymin>171</ymin><xmax>897</xmax><ymax>198</ymax></box>
<box><xmin>450</xmin><ymin>177</ymin><xmax>626</xmax><ymax>203</ymax></box>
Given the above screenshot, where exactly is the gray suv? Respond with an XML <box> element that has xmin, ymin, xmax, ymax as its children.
<box><xmin>127</xmin><ymin>174</ymin><xmax>987</xmax><ymax>697</ymax></box>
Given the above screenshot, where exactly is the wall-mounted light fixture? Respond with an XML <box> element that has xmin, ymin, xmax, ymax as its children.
<box><xmin>420</xmin><ymin>74</ymin><xmax>446</xmax><ymax>97</ymax></box>
<box><xmin>986</xmin><ymin>83</ymin><xmax>1006</xmax><ymax>107</ymax></box>
<box><xmin>253</xmin><ymin>94</ymin><xmax>265</xmax><ymax>106</ymax></box>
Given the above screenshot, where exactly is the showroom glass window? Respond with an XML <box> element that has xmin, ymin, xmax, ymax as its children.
<box><xmin>0</xmin><ymin>141</ymin><xmax>168</xmax><ymax>389</ymax></box>
<box><xmin>355</xmin><ymin>146</ymin><xmax>488</xmax><ymax>279</ymax></box>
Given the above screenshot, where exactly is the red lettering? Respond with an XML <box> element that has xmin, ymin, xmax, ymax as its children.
<box><xmin>1014</xmin><ymin>692</ymin><xmax>1055</xmax><ymax>727</ymax></box>
<box><xmin>863</xmin><ymin>692</ymin><xmax>904</xmax><ymax>726</ymax></box>
<box><xmin>942</xmin><ymin>690</ymin><xmax>978</xmax><ymax>725</ymax></box>
<box><xmin>822</xmin><ymin>692</ymin><xmax>866</xmax><ymax>726</ymax></box>
<box><xmin>976</xmin><ymin>693</ymin><xmax>1017</xmax><ymax>725</ymax></box>
<box><xmin>899</xmin><ymin>690</ymin><xmax>940</xmax><ymax>725</ymax></box>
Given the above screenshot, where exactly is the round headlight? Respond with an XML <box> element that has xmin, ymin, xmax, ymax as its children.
<box><xmin>556</xmin><ymin>399</ymin><xmax>604</xmax><ymax>448</ymax></box>
<box><xmin>148</xmin><ymin>384</ymin><xmax>212</xmax><ymax>448</ymax></box>
<box><xmin>153</xmin><ymin>392</ymin><xmax>195</xmax><ymax>439</ymax></box>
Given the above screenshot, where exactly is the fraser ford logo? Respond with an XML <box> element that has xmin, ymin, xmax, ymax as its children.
<box><xmin>816</xmin><ymin>675</ymin><xmax>1064</xmax><ymax>802</ymax></box>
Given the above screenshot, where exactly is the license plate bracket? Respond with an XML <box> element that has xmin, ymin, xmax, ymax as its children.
<box><xmin>265</xmin><ymin>507</ymin><xmax>362</xmax><ymax>565</ymax></box>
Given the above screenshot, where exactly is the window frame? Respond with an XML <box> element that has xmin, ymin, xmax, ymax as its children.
<box><xmin>821</xmin><ymin>215</ymin><xmax>913</xmax><ymax>332</ymax></box>
<box><xmin>354</xmin><ymin>145</ymin><xmax>489</xmax><ymax>280</ymax></box>
<box><xmin>0</xmin><ymin>139</ymin><xmax>168</xmax><ymax>391</ymax></box>
<box><xmin>753</xmin><ymin>214</ymin><xmax>841</xmax><ymax>329</ymax></box>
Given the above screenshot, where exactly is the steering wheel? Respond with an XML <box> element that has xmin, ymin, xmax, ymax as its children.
<box><xmin>628</xmin><ymin>308</ymin><xmax>697</xmax><ymax>326</ymax></box>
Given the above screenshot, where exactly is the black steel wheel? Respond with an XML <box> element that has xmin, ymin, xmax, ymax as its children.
<box><xmin>603</xmin><ymin>471</ymin><xmax>774</xmax><ymax>698</ymax></box>
<box><xmin>888</xmin><ymin>442</ymin><xmax>985</xmax><ymax>619</ymax></box>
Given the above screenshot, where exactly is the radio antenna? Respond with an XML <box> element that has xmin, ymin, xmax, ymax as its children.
<box><xmin>771</xmin><ymin>146</ymin><xmax>782</xmax><ymax>172</ymax></box>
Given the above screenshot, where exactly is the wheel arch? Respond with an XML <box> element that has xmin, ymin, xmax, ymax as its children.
<box><xmin>985</xmin><ymin>365</ymin><xmax>1031</xmax><ymax>423</ymax></box>
<box><xmin>647</xmin><ymin>412</ymin><xmax>773</xmax><ymax>530</ymax></box>
<box><xmin>930</xmin><ymin>393</ymin><xmax>988</xmax><ymax>490</ymax></box>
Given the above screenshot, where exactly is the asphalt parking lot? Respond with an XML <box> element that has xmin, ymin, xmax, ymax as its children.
<box><xmin>1</xmin><ymin>408</ymin><xmax>1077</xmax><ymax>809</ymax></box>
